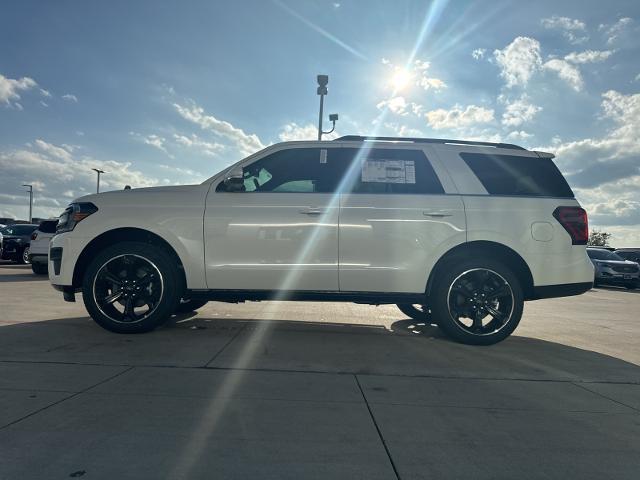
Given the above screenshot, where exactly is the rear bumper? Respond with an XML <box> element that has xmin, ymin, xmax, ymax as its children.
<box><xmin>530</xmin><ymin>281</ymin><xmax>593</xmax><ymax>300</ymax></box>
<box><xmin>29</xmin><ymin>253</ymin><xmax>48</xmax><ymax>264</ymax></box>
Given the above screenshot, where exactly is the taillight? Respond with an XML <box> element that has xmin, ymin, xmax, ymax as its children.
<box><xmin>31</xmin><ymin>232</ymin><xmax>38</xmax><ymax>241</ymax></box>
<box><xmin>553</xmin><ymin>206</ymin><xmax>588</xmax><ymax>245</ymax></box>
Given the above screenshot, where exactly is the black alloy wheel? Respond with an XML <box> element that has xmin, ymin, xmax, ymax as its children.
<box><xmin>431</xmin><ymin>259</ymin><xmax>524</xmax><ymax>345</ymax></box>
<box><xmin>82</xmin><ymin>242</ymin><xmax>180</xmax><ymax>333</ymax></box>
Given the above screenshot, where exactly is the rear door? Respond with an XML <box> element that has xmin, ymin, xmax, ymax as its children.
<box><xmin>334</xmin><ymin>146</ymin><xmax>466</xmax><ymax>293</ymax></box>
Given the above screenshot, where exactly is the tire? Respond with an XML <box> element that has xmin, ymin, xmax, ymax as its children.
<box><xmin>82</xmin><ymin>241</ymin><xmax>181</xmax><ymax>333</ymax></box>
<box><xmin>625</xmin><ymin>282</ymin><xmax>638</xmax><ymax>290</ymax></box>
<box><xmin>20</xmin><ymin>247</ymin><xmax>30</xmax><ymax>264</ymax></box>
<box><xmin>430</xmin><ymin>258</ymin><xmax>524</xmax><ymax>345</ymax></box>
<box><xmin>31</xmin><ymin>263</ymin><xmax>48</xmax><ymax>275</ymax></box>
<box><xmin>396</xmin><ymin>303</ymin><xmax>431</xmax><ymax>322</ymax></box>
<box><xmin>175</xmin><ymin>298</ymin><xmax>208</xmax><ymax>313</ymax></box>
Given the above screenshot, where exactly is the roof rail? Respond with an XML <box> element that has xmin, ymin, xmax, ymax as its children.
<box><xmin>333</xmin><ymin>135</ymin><xmax>526</xmax><ymax>151</ymax></box>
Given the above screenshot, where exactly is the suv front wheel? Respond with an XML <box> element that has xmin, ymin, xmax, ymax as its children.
<box><xmin>430</xmin><ymin>258</ymin><xmax>524</xmax><ymax>345</ymax></box>
<box><xmin>82</xmin><ymin>242</ymin><xmax>181</xmax><ymax>333</ymax></box>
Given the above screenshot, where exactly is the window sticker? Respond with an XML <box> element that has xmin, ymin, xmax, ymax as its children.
<box><xmin>320</xmin><ymin>149</ymin><xmax>327</xmax><ymax>164</ymax></box>
<box><xmin>361</xmin><ymin>159</ymin><xmax>416</xmax><ymax>184</ymax></box>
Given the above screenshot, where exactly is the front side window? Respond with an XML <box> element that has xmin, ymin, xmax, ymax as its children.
<box><xmin>218</xmin><ymin>148</ymin><xmax>346</xmax><ymax>193</ymax></box>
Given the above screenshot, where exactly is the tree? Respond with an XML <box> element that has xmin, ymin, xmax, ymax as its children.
<box><xmin>588</xmin><ymin>229</ymin><xmax>612</xmax><ymax>247</ymax></box>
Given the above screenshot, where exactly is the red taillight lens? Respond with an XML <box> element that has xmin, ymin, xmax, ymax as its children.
<box><xmin>553</xmin><ymin>206</ymin><xmax>588</xmax><ymax>245</ymax></box>
<box><xmin>31</xmin><ymin>232</ymin><xmax>38</xmax><ymax>241</ymax></box>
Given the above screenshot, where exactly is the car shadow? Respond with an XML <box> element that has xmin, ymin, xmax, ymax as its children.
<box><xmin>0</xmin><ymin>312</ymin><xmax>638</xmax><ymax>383</ymax></box>
<box><xmin>0</xmin><ymin>264</ymin><xmax>49</xmax><ymax>282</ymax></box>
<box><xmin>593</xmin><ymin>284</ymin><xmax>640</xmax><ymax>295</ymax></box>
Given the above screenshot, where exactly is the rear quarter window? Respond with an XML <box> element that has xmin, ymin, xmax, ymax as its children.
<box><xmin>460</xmin><ymin>153</ymin><xmax>574</xmax><ymax>198</ymax></box>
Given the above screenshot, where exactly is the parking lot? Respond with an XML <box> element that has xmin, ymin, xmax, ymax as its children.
<box><xmin>1</xmin><ymin>261</ymin><xmax>639</xmax><ymax>479</ymax></box>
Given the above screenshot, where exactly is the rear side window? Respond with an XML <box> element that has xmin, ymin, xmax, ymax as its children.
<box><xmin>329</xmin><ymin>148</ymin><xmax>444</xmax><ymax>194</ymax></box>
<box><xmin>38</xmin><ymin>220</ymin><xmax>58</xmax><ymax>233</ymax></box>
<box><xmin>460</xmin><ymin>153</ymin><xmax>574</xmax><ymax>198</ymax></box>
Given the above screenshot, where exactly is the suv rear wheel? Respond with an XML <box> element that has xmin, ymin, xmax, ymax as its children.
<box><xmin>430</xmin><ymin>258</ymin><xmax>524</xmax><ymax>345</ymax></box>
<box><xmin>82</xmin><ymin>242</ymin><xmax>181</xmax><ymax>333</ymax></box>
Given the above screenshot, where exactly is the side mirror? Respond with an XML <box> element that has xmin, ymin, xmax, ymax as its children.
<box><xmin>222</xmin><ymin>167</ymin><xmax>244</xmax><ymax>192</ymax></box>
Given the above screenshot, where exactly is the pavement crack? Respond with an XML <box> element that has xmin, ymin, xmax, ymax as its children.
<box><xmin>204</xmin><ymin>323</ymin><xmax>247</xmax><ymax>367</ymax></box>
<box><xmin>0</xmin><ymin>366</ymin><xmax>134</xmax><ymax>431</ymax></box>
<box><xmin>355</xmin><ymin>374</ymin><xmax>401</xmax><ymax>480</ymax></box>
<box><xmin>572</xmin><ymin>382</ymin><xmax>640</xmax><ymax>413</ymax></box>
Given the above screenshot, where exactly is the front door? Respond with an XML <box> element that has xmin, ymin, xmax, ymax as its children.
<box><xmin>204</xmin><ymin>147</ymin><xmax>345</xmax><ymax>292</ymax></box>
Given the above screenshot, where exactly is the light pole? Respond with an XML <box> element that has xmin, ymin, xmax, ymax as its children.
<box><xmin>22</xmin><ymin>184</ymin><xmax>33</xmax><ymax>223</ymax></box>
<box><xmin>92</xmin><ymin>168</ymin><xmax>105</xmax><ymax>193</ymax></box>
<box><xmin>316</xmin><ymin>74</ymin><xmax>339</xmax><ymax>141</ymax></box>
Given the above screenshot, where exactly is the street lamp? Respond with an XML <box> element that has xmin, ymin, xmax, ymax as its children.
<box><xmin>22</xmin><ymin>184</ymin><xmax>33</xmax><ymax>223</ymax></box>
<box><xmin>316</xmin><ymin>74</ymin><xmax>339</xmax><ymax>141</ymax></box>
<box><xmin>92</xmin><ymin>168</ymin><xmax>105</xmax><ymax>193</ymax></box>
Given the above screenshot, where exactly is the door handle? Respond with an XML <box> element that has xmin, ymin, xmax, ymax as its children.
<box><xmin>299</xmin><ymin>207</ymin><xmax>325</xmax><ymax>215</ymax></box>
<box><xmin>423</xmin><ymin>211</ymin><xmax>452</xmax><ymax>217</ymax></box>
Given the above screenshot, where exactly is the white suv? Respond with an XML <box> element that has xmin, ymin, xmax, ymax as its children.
<box><xmin>49</xmin><ymin>136</ymin><xmax>594</xmax><ymax>345</ymax></box>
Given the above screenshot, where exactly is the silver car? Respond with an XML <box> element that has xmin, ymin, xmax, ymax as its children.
<box><xmin>587</xmin><ymin>247</ymin><xmax>640</xmax><ymax>290</ymax></box>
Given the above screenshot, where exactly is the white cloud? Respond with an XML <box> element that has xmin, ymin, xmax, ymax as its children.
<box><xmin>376</xmin><ymin>96</ymin><xmax>409</xmax><ymax>115</ymax></box>
<box><xmin>0</xmin><ymin>142</ymin><xmax>159</xmax><ymax>219</ymax></box>
<box><xmin>130</xmin><ymin>133</ymin><xmax>172</xmax><ymax>157</ymax></box>
<box><xmin>39</xmin><ymin>88</ymin><xmax>51</xmax><ymax>97</ymax></box>
<box><xmin>382</xmin><ymin>122</ymin><xmax>425</xmax><ymax>138</ymax></box>
<box><xmin>501</xmin><ymin>95</ymin><xmax>542</xmax><ymax>127</ymax></box>
<box><xmin>564</xmin><ymin>50</ymin><xmax>614</xmax><ymax>64</ymax></box>
<box><xmin>62</xmin><ymin>94</ymin><xmax>78</xmax><ymax>102</ymax></box>
<box><xmin>543</xmin><ymin>59</ymin><xmax>584</xmax><ymax>91</ymax></box>
<box><xmin>541</xmin><ymin>15</ymin><xmax>588</xmax><ymax>44</ymax></box>
<box><xmin>278</xmin><ymin>122</ymin><xmax>339</xmax><ymax>141</ymax></box>
<box><xmin>173</xmin><ymin>101</ymin><xmax>264</xmax><ymax>156</ymax></box>
<box><xmin>599</xmin><ymin>17</ymin><xmax>633</xmax><ymax>45</ymax></box>
<box><xmin>34</xmin><ymin>139</ymin><xmax>73</xmax><ymax>162</ymax></box>
<box><xmin>381</xmin><ymin>58</ymin><xmax>447</xmax><ymax>93</ymax></box>
<box><xmin>0</xmin><ymin>73</ymin><xmax>37</xmax><ymax>106</ymax></box>
<box><xmin>472</xmin><ymin>48</ymin><xmax>486</xmax><ymax>60</ymax></box>
<box><xmin>425</xmin><ymin>104</ymin><xmax>495</xmax><ymax>130</ymax></box>
<box><xmin>506</xmin><ymin>130</ymin><xmax>533</xmax><ymax>140</ymax></box>
<box><xmin>493</xmin><ymin>37</ymin><xmax>542</xmax><ymax>88</ymax></box>
<box><xmin>172</xmin><ymin>133</ymin><xmax>224</xmax><ymax>157</ymax></box>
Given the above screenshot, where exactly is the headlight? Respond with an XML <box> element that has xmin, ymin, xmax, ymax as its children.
<box><xmin>57</xmin><ymin>202</ymin><xmax>98</xmax><ymax>233</ymax></box>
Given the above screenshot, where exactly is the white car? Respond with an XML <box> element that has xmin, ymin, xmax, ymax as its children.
<box><xmin>29</xmin><ymin>219</ymin><xmax>58</xmax><ymax>274</ymax></box>
<box><xmin>49</xmin><ymin>136</ymin><xmax>594</xmax><ymax>345</ymax></box>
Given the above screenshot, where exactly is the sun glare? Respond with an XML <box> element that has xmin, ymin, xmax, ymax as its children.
<box><xmin>391</xmin><ymin>68</ymin><xmax>412</xmax><ymax>91</ymax></box>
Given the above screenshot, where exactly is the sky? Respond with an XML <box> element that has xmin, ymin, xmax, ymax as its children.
<box><xmin>1</xmin><ymin>0</ymin><xmax>639</xmax><ymax>245</ymax></box>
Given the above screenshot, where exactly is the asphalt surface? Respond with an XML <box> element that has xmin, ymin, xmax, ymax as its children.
<box><xmin>0</xmin><ymin>261</ymin><xmax>639</xmax><ymax>479</ymax></box>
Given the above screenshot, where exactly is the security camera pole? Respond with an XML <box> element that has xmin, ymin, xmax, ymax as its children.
<box><xmin>316</xmin><ymin>74</ymin><xmax>339</xmax><ymax>140</ymax></box>
<box><xmin>92</xmin><ymin>168</ymin><xmax>106</xmax><ymax>193</ymax></box>
<box><xmin>22</xmin><ymin>184</ymin><xmax>33</xmax><ymax>223</ymax></box>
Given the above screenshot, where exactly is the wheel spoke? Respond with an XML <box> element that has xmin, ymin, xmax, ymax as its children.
<box><xmin>485</xmin><ymin>305</ymin><xmax>504</xmax><ymax>322</ymax></box>
<box><xmin>104</xmin><ymin>291</ymin><xmax>123</xmax><ymax>304</ymax></box>
<box><xmin>486</xmin><ymin>284</ymin><xmax>510</xmax><ymax>300</ymax></box>
<box><xmin>471</xmin><ymin>311</ymin><xmax>484</xmax><ymax>332</ymax></box>
<box><xmin>137</xmin><ymin>273</ymin><xmax>154</xmax><ymax>287</ymax></box>
<box><xmin>103</xmin><ymin>272</ymin><xmax>123</xmax><ymax>286</ymax></box>
<box><xmin>123</xmin><ymin>297</ymin><xmax>136</xmax><ymax>321</ymax></box>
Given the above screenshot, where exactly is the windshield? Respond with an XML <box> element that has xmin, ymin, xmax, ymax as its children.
<box><xmin>587</xmin><ymin>249</ymin><xmax>624</xmax><ymax>261</ymax></box>
<box><xmin>0</xmin><ymin>225</ymin><xmax>37</xmax><ymax>236</ymax></box>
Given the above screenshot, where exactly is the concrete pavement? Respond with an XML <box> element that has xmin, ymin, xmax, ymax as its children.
<box><xmin>1</xmin><ymin>263</ymin><xmax>639</xmax><ymax>479</ymax></box>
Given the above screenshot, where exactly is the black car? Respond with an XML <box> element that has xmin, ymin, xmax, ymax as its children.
<box><xmin>0</xmin><ymin>224</ymin><xmax>39</xmax><ymax>264</ymax></box>
<box><xmin>586</xmin><ymin>247</ymin><xmax>640</xmax><ymax>290</ymax></box>
<box><xmin>614</xmin><ymin>248</ymin><xmax>640</xmax><ymax>265</ymax></box>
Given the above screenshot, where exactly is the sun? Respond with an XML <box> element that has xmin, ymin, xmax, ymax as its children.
<box><xmin>391</xmin><ymin>68</ymin><xmax>412</xmax><ymax>91</ymax></box>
